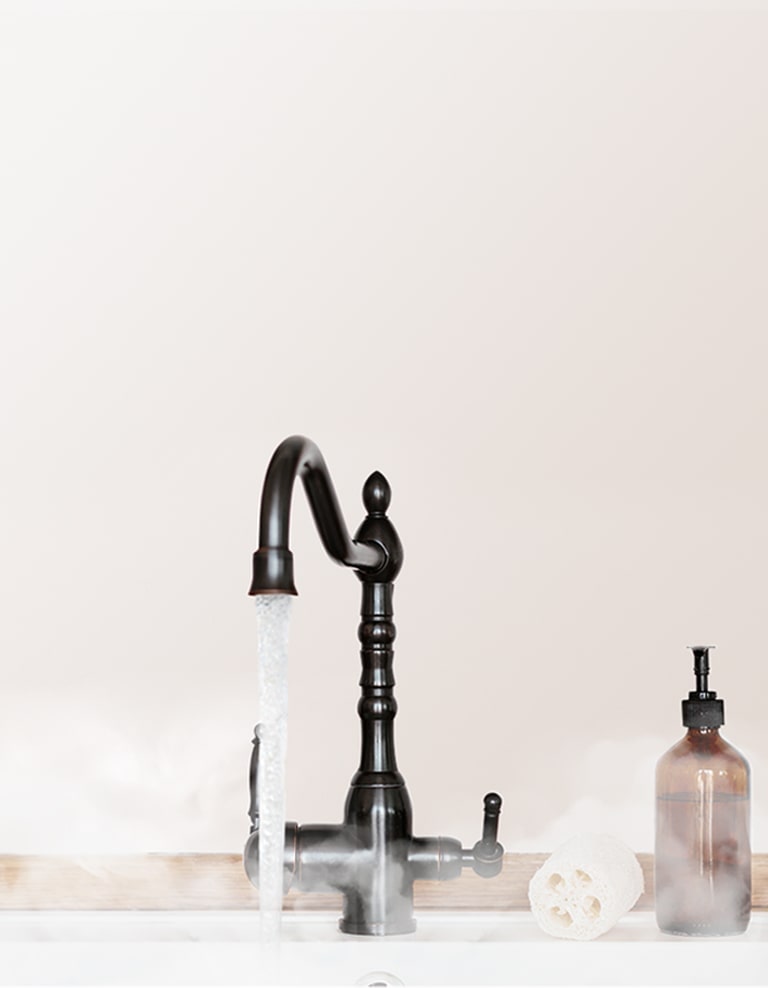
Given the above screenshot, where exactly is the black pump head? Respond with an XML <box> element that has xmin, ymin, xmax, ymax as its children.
<box><xmin>682</xmin><ymin>644</ymin><xmax>724</xmax><ymax>729</ymax></box>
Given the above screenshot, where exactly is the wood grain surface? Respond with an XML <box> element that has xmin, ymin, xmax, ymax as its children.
<box><xmin>0</xmin><ymin>853</ymin><xmax>766</xmax><ymax>911</ymax></box>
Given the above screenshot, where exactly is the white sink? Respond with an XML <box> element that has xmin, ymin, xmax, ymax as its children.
<box><xmin>0</xmin><ymin>910</ymin><xmax>766</xmax><ymax>986</ymax></box>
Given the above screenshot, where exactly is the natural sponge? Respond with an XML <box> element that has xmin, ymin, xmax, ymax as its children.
<box><xmin>528</xmin><ymin>834</ymin><xmax>643</xmax><ymax>940</ymax></box>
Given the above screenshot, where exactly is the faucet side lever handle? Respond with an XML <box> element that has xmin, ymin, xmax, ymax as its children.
<box><xmin>470</xmin><ymin>792</ymin><xmax>504</xmax><ymax>878</ymax></box>
<box><xmin>409</xmin><ymin>792</ymin><xmax>505</xmax><ymax>882</ymax></box>
<box><xmin>248</xmin><ymin>724</ymin><xmax>261</xmax><ymax>834</ymax></box>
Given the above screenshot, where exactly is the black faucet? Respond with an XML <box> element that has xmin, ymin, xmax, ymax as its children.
<box><xmin>244</xmin><ymin>436</ymin><xmax>504</xmax><ymax>935</ymax></box>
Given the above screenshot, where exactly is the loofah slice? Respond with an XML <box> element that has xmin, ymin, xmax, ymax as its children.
<box><xmin>528</xmin><ymin>833</ymin><xmax>644</xmax><ymax>940</ymax></box>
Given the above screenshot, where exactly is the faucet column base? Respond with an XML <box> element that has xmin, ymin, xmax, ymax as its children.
<box><xmin>339</xmin><ymin>917</ymin><xmax>417</xmax><ymax>936</ymax></box>
<box><xmin>339</xmin><ymin>866</ymin><xmax>417</xmax><ymax>937</ymax></box>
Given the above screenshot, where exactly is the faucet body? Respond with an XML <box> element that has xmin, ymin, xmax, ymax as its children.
<box><xmin>245</xmin><ymin>436</ymin><xmax>503</xmax><ymax>935</ymax></box>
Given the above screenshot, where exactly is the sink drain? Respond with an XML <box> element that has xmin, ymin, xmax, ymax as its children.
<box><xmin>354</xmin><ymin>971</ymin><xmax>404</xmax><ymax>987</ymax></box>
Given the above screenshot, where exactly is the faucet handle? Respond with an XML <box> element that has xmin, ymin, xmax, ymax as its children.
<box><xmin>470</xmin><ymin>792</ymin><xmax>504</xmax><ymax>878</ymax></box>
<box><xmin>248</xmin><ymin>724</ymin><xmax>261</xmax><ymax>834</ymax></box>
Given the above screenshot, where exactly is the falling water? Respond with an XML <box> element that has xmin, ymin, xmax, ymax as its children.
<box><xmin>254</xmin><ymin>593</ymin><xmax>293</xmax><ymax>945</ymax></box>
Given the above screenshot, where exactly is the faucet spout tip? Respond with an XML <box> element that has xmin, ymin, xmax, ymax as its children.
<box><xmin>249</xmin><ymin>547</ymin><xmax>298</xmax><ymax>596</ymax></box>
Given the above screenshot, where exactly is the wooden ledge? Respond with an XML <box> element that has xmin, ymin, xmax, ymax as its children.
<box><xmin>0</xmin><ymin>853</ymin><xmax>766</xmax><ymax>911</ymax></box>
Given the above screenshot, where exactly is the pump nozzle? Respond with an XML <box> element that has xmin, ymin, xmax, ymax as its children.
<box><xmin>689</xmin><ymin>644</ymin><xmax>714</xmax><ymax>696</ymax></box>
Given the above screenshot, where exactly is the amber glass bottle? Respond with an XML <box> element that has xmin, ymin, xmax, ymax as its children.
<box><xmin>655</xmin><ymin>646</ymin><xmax>751</xmax><ymax>936</ymax></box>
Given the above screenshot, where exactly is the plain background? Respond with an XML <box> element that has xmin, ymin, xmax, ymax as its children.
<box><xmin>1</xmin><ymin>1</ymin><xmax>766</xmax><ymax>858</ymax></box>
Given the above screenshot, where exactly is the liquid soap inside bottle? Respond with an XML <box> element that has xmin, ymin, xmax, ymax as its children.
<box><xmin>654</xmin><ymin>647</ymin><xmax>751</xmax><ymax>936</ymax></box>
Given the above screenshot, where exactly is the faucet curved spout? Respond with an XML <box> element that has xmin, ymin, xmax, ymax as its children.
<box><xmin>249</xmin><ymin>435</ymin><xmax>387</xmax><ymax>595</ymax></box>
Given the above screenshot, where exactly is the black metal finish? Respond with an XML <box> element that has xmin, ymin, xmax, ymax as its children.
<box><xmin>682</xmin><ymin>645</ymin><xmax>725</xmax><ymax>729</ymax></box>
<box><xmin>244</xmin><ymin>436</ymin><xmax>504</xmax><ymax>935</ymax></box>
<box><xmin>249</xmin><ymin>436</ymin><xmax>387</xmax><ymax>595</ymax></box>
<box><xmin>691</xmin><ymin>644</ymin><xmax>712</xmax><ymax>695</ymax></box>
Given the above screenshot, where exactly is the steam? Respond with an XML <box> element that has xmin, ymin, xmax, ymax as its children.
<box><xmin>508</xmin><ymin>733</ymin><xmax>765</xmax><ymax>882</ymax></box>
<box><xmin>0</xmin><ymin>687</ymin><xmax>260</xmax><ymax>854</ymax></box>
<box><xmin>511</xmin><ymin>736</ymin><xmax>662</xmax><ymax>853</ymax></box>
<box><xmin>655</xmin><ymin>791</ymin><xmax>751</xmax><ymax>935</ymax></box>
<box><xmin>0</xmin><ymin>704</ymin><xmax>764</xmax><ymax>871</ymax></box>
<box><xmin>654</xmin><ymin>854</ymin><xmax>751</xmax><ymax>936</ymax></box>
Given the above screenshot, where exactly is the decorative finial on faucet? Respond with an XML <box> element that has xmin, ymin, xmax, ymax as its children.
<box><xmin>363</xmin><ymin>472</ymin><xmax>391</xmax><ymax>515</ymax></box>
<box><xmin>355</xmin><ymin>471</ymin><xmax>401</xmax><ymax>586</ymax></box>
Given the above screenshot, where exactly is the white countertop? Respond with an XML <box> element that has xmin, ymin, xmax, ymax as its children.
<box><xmin>0</xmin><ymin>910</ymin><xmax>765</xmax><ymax>986</ymax></box>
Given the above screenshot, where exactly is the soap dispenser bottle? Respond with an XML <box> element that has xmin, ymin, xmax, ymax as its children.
<box><xmin>655</xmin><ymin>646</ymin><xmax>751</xmax><ymax>936</ymax></box>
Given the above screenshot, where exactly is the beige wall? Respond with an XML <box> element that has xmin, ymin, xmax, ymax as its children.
<box><xmin>1</xmin><ymin>2</ymin><xmax>766</xmax><ymax>857</ymax></box>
